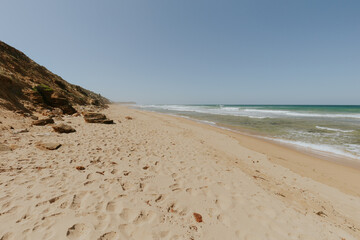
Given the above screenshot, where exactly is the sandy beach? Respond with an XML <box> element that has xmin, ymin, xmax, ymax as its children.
<box><xmin>1</xmin><ymin>104</ymin><xmax>360</xmax><ymax>240</ymax></box>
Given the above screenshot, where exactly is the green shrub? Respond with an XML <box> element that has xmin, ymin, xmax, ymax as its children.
<box><xmin>32</xmin><ymin>84</ymin><xmax>53</xmax><ymax>92</ymax></box>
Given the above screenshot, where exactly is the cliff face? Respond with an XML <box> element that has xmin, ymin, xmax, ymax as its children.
<box><xmin>0</xmin><ymin>41</ymin><xmax>110</xmax><ymax>114</ymax></box>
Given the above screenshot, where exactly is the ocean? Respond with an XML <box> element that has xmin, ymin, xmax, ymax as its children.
<box><xmin>136</xmin><ymin>104</ymin><xmax>360</xmax><ymax>161</ymax></box>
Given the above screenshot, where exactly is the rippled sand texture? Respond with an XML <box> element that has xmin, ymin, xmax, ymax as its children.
<box><xmin>0</xmin><ymin>105</ymin><xmax>360</xmax><ymax>239</ymax></box>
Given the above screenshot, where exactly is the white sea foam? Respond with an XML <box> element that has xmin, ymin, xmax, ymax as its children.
<box><xmin>315</xmin><ymin>126</ymin><xmax>354</xmax><ymax>133</ymax></box>
<box><xmin>284</xmin><ymin>112</ymin><xmax>360</xmax><ymax>119</ymax></box>
<box><xmin>138</xmin><ymin>105</ymin><xmax>360</xmax><ymax>119</ymax></box>
<box><xmin>162</xmin><ymin>113</ymin><xmax>217</xmax><ymax>126</ymax></box>
<box><xmin>243</xmin><ymin>109</ymin><xmax>289</xmax><ymax>114</ymax></box>
<box><xmin>264</xmin><ymin>137</ymin><xmax>360</xmax><ymax>161</ymax></box>
<box><xmin>199</xmin><ymin>120</ymin><xmax>217</xmax><ymax>125</ymax></box>
<box><xmin>344</xmin><ymin>144</ymin><xmax>360</xmax><ymax>157</ymax></box>
<box><xmin>138</xmin><ymin>105</ymin><xmax>270</xmax><ymax>118</ymax></box>
<box><xmin>243</xmin><ymin>108</ymin><xmax>360</xmax><ymax>119</ymax></box>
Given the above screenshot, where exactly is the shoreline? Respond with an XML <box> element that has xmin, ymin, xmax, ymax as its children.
<box><xmin>132</xmin><ymin>105</ymin><xmax>360</xmax><ymax>197</ymax></box>
<box><xmin>134</xmin><ymin>106</ymin><xmax>360</xmax><ymax>168</ymax></box>
<box><xmin>135</xmin><ymin>105</ymin><xmax>360</xmax><ymax>164</ymax></box>
<box><xmin>217</xmin><ymin>123</ymin><xmax>360</xmax><ymax>170</ymax></box>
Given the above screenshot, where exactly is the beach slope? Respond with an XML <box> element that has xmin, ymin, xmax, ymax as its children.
<box><xmin>0</xmin><ymin>104</ymin><xmax>359</xmax><ymax>239</ymax></box>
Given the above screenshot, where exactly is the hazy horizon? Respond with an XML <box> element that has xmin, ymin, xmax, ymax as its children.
<box><xmin>1</xmin><ymin>0</ymin><xmax>359</xmax><ymax>105</ymax></box>
<box><xmin>135</xmin><ymin>103</ymin><xmax>360</xmax><ymax>106</ymax></box>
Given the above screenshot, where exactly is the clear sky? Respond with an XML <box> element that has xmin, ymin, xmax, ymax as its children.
<box><xmin>1</xmin><ymin>0</ymin><xmax>359</xmax><ymax>104</ymax></box>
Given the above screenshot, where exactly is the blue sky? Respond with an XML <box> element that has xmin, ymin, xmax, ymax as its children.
<box><xmin>1</xmin><ymin>0</ymin><xmax>360</xmax><ymax>104</ymax></box>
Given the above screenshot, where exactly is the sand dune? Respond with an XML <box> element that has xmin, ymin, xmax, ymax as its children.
<box><xmin>0</xmin><ymin>104</ymin><xmax>359</xmax><ymax>239</ymax></box>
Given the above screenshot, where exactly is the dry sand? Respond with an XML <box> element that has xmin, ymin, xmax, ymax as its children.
<box><xmin>0</xmin><ymin>104</ymin><xmax>360</xmax><ymax>240</ymax></box>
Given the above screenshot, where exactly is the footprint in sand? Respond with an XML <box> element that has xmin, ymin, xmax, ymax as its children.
<box><xmin>215</xmin><ymin>195</ymin><xmax>235</xmax><ymax>211</ymax></box>
<box><xmin>154</xmin><ymin>194</ymin><xmax>165</xmax><ymax>203</ymax></box>
<box><xmin>66</xmin><ymin>223</ymin><xmax>92</xmax><ymax>240</ymax></box>
<box><xmin>98</xmin><ymin>231</ymin><xmax>118</xmax><ymax>240</ymax></box>
<box><xmin>217</xmin><ymin>214</ymin><xmax>231</xmax><ymax>227</ymax></box>
<box><xmin>93</xmin><ymin>213</ymin><xmax>111</xmax><ymax>230</ymax></box>
<box><xmin>118</xmin><ymin>224</ymin><xmax>136</xmax><ymax>238</ymax></box>
<box><xmin>133</xmin><ymin>210</ymin><xmax>157</xmax><ymax>224</ymax></box>
<box><xmin>0</xmin><ymin>232</ymin><xmax>13</xmax><ymax>240</ymax></box>
<box><xmin>185</xmin><ymin>188</ymin><xmax>194</xmax><ymax>196</ymax></box>
<box><xmin>1</xmin><ymin>200</ymin><xmax>11</xmax><ymax>210</ymax></box>
<box><xmin>106</xmin><ymin>200</ymin><xmax>123</xmax><ymax>213</ymax></box>
<box><xmin>119</xmin><ymin>208</ymin><xmax>139</xmax><ymax>222</ymax></box>
<box><xmin>70</xmin><ymin>192</ymin><xmax>87</xmax><ymax>210</ymax></box>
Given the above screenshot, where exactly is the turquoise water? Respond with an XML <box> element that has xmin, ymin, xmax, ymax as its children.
<box><xmin>137</xmin><ymin>104</ymin><xmax>360</xmax><ymax>161</ymax></box>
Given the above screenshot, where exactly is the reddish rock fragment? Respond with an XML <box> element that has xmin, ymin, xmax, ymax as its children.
<box><xmin>193</xmin><ymin>213</ymin><xmax>203</xmax><ymax>223</ymax></box>
<box><xmin>76</xmin><ymin>166</ymin><xmax>85</xmax><ymax>170</ymax></box>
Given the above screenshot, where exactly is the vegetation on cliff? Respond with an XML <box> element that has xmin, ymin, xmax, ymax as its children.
<box><xmin>0</xmin><ymin>41</ymin><xmax>110</xmax><ymax>114</ymax></box>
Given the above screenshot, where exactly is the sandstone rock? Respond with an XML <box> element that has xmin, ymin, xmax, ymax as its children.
<box><xmin>36</xmin><ymin>142</ymin><xmax>61</xmax><ymax>150</ymax></box>
<box><xmin>0</xmin><ymin>143</ymin><xmax>11</xmax><ymax>151</ymax></box>
<box><xmin>52</xmin><ymin>124</ymin><xmax>76</xmax><ymax>133</ymax></box>
<box><xmin>32</xmin><ymin>118</ymin><xmax>54</xmax><ymax>126</ymax></box>
<box><xmin>84</xmin><ymin>112</ymin><xmax>107</xmax><ymax>120</ymax></box>
<box><xmin>83</xmin><ymin>112</ymin><xmax>114</xmax><ymax>124</ymax></box>
<box><xmin>50</xmin><ymin>92</ymin><xmax>77</xmax><ymax>115</ymax></box>
<box><xmin>30</xmin><ymin>116</ymin><xmax>39</xmax><ymax>120</ymax></box>
<box><xmin>103</xmin><ymin>119</ymin><xmax>114</xmax><ymax>124</ymax></box>
<box><xmin>33</xmin><ymin>87</ymin><xmax>77</xmax><ymax>115</ymax></box>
